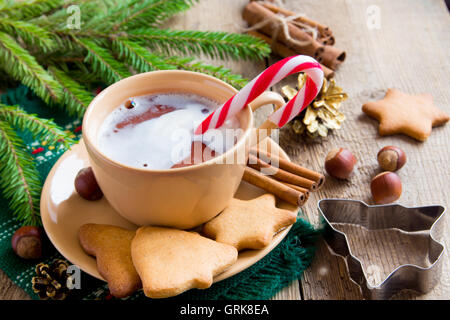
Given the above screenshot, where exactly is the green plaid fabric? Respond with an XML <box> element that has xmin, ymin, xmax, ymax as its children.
<box><xmin>0</xmin><ymin>86</ymin><xmax>321</xmax><ymax>300</ymax></box>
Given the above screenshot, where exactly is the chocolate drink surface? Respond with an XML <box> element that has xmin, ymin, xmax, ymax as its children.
<box><xmin>97</xmin><ymin>93</ymin><xmax>241</xmax><ymax>169</ymax></box>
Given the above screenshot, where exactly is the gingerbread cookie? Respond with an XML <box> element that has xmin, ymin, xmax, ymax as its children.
<box><xmin>78</xmin><ymin>224</ymin><xmax>141</xmax><ymax>298</ymax></box>
<box><xmin>131</xmin><ymin>226</ymin><xmax>237</xmax><ymax>298</ymax></box>
<box><xmin>202</xmin><ymin>194</ymin><xmax>297</xmax><ymax>251</ymax></box>
<box><xmin>362</xmin><ymin>88</ymin><xmax>449</xmax><ymax>141</ymax></box>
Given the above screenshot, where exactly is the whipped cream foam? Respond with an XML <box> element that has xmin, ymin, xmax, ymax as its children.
<box><xmin>97</xmin><ymin>93</ymin><xmax>241</xmax><ymax>169</ymax></box>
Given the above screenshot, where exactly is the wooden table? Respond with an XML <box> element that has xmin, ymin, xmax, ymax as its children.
<box><xmin>1</xmin><ymin>0</ymin><xmax>449</xmax><ymax>300</ymax></box>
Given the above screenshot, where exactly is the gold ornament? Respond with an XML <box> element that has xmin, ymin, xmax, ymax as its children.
<box><xmin>281</xmin><ymin>73</ymin><xmax>348</xmax><ymax>138</ymax></box>
<box><xmin>32</xmin><ymin>259</ymin><xmax>73</xmax><ymax>300</ymax></box>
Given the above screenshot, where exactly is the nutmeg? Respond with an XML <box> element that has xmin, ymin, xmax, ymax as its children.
<box><xmin>377</xmin><ymin>146</ymin><xmax>406</xmax><ymax>172</ymax></box>
<box><xmin>324</xmin><ymin>148</ymin><xmax>357</xmax><ymax>179</ymax></box>
<box><xmin>11</xmin><ymin>226</ymin><xmax>43</xmax><ymax>259</ymax></box>
<box><xmin>370</xmin><ymin>171</ymin><xmax>402</xmax><ymax>204</ymax></box>
<box><xmin>74</xmin><ymin>167</ymin><xmax>103</xmax><ymax>201</ymax></box>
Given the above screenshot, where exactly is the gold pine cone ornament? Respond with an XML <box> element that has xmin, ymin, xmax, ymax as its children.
<box><xmin>282</xmin><ymin>74</ymin><xmax>348</xmax><ymax>138</ymax></box>
<box><xmin>32</xmin><ymin>259</ymin><xmax>73</xmax><ymax>300</ymax></box>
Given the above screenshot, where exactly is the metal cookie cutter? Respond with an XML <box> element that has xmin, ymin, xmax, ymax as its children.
<box><xmin>318</xmin><ymin>199</ymin><xmax>446</xmax><ymax>300</ymax></box>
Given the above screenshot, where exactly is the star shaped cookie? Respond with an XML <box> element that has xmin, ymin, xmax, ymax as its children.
<box><xmin>131</xmin><ymin>226</ymin><xmax>237</xmax><ymax>298</ymax></box>
<box><xmin>362</xmin><ymin>89</ymin><xmax>449</xmax><ymax>141</ymax></box>
<box><xmin>202</xmin><ymin>194</ymin><xmax>297</xmax><ymax>251</ymax></box>
<box><xmin>78</xmin><ymin>224</ymin><xmax>142</xmax><ymax>298</ymax></box>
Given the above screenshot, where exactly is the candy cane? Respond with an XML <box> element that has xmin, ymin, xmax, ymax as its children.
<box><xmin>195</xmin><ymin>55</ymin><xmax>324</xmax><ymax>135</ymax></box>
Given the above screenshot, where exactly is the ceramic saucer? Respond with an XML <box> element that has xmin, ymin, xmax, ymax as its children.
<box><xmin>40</xmin><ymin>138</ymin><xmax>297</xmax><ymax>282</ymax></box>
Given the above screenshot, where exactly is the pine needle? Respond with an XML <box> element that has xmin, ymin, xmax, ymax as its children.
<box><xmin>111</xmin><ymin>41</ymin><xmax>248</xmax><ymax>88</ymax></box>
<box><xmin>0</xmin><ymin>31</ymin><xmax>63</xmax><ymax>104</ymax></box>
<box><xmin>0</xmin><ymin>0</ymin><xmax>63</xmax><ymax>20</ymax></box>
<box><xmin>161</xmin><ymin>55</ymin><xmax>249</xmax><ymax>89</ymax></box>
<box><xmin>0</xmin><ymin>19</ymin><xmax>56</xmax><ymax>52</ymax></box>
<box><xmin>48</xmin><ymin>66</ymin><xmax>94</xmax><ymax>117</ymax></box>
<box><xmin>110</xmin><ymin>0</ymin><xmax>197</xmax><ymax>31</ymax></box>
<box><xmin>130</xmin><ymin>28</ymin><xmax>271</xmax><ymax>61</ymax></box>
<box><xmin>0</xmin><ymin>104</ymin><xmax>76</xmax><ymax>148</ymax></box>
<box><xmin>112</xmin><ymin>39</ymin><xmax>176</xmax><ymax>72</ymax></box>
<box><xmin>75</xmin><ymin>37</ymin><xmax>131</xmax><ymax>84</ymax></box>
<box><xmin>0</xmin><ymin>121</ymin><xmax>41</xmax><ymax>226</ymax></box>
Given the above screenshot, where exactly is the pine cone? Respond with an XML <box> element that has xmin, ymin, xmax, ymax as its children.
<box><xmin>282</xmin><ymin>73</ymin><xmax>348</xmax><ymax>138</ymax></box>
<box><xmin>31</xmin><ymin>259</ymin><xmax>72</xmax><ymax>300</ymax></box>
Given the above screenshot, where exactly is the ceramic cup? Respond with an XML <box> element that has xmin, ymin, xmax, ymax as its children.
<box><xmin>82</xmin><ymin>70</ymin><xmax>285</xmax><ymax>229</ymax></box>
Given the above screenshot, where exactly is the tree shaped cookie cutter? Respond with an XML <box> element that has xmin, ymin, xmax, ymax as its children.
<box><xmin>318</xmin><ymin>199</ymin><xmax>446</xmax><ymax>299</ymax></box>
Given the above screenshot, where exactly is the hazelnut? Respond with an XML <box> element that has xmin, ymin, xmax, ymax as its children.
<box><xmin>325</xmin><ymin>148</ymin><xmax>357</xmax><ymax>179</ymax></box>
<box><xmin>74</xmin><ymin>167</ymin><xmax>103</xmax><ymax>201</ymax></box>
<box><xmin>370</xmin><ymin>172</ymin><xmax>402</xmax><ymax>204</ymax></box>
<box><xmin>11</xmin><ymin>226</ymin><xmax>43</xmax><ymax>259</ymax></box>
<box><xmin>377</xmin><ymin>146</ymin><xmax>406</xmax><ymax>171</ymax></box>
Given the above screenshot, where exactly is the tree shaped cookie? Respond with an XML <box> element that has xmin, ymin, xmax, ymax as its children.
<box><xmin>78</xmin><ymin>224</ymin><xmax>141</xmax><ymax>298</ymax></box>
<box><xmin>362</xmin><ymin>88</ymin><xmax>449</xmax><ymax>141</ymax></box>
<box><xmin>202</xmin><ymin>194</ymin><xmax>297</xmax><ymax>251</ymax></box>
<box><xmin>131</xmin><ymin>226</ymin><xmax>237</xmax><ymax>298</ymax></box>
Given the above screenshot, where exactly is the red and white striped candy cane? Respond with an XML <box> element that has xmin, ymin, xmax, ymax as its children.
<box><xmin>195</xmin><ymin>55</ymin><xmax>323</xmax><ymax>135</ymax></box>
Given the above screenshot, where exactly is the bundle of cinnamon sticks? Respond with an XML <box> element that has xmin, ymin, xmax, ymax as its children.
<box><xmin>243</xmin><ymin>1</ymin><xmax>346</xmax><ymax>79</ymax></box>
<box><xmin>243</xmin><ymin>147</ymin><xmax>324</xmax><ymax>207</ymax></box>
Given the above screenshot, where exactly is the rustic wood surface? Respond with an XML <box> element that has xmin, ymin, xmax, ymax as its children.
<box><xmin>1</xmin><ymin>0</ymin><xmax>449</xmax><ymax>300</ymax></box>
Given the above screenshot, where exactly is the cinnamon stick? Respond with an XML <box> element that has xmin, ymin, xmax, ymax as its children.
<box><xmin>247</xmin><ymin>154</ymin><xmax>318</xmax><ymax>190</ymax></box>
<box><xmin>280</xmin><ymin>182</ymin><xmax>310</xmax><ymax>199</ymax></box>
<box><xmin>260</xmin><ymin>1</ymin><xmax>333</xmax><ymax>38</ymax></box>
<box><xmin>320</xmin><ymin>45</ymin><xmax>346</xmax><ymax>70</ymax></box>
<box><xmin>243</xmin><ymin>2</ymin><xmax>346</xmax><ymax>70</ymax></box>
<box><xmin>243</xmin><ymin>2</ymin><xmax>321</xmax><ymax>58</ymax></box>
<box><xmin>247</xmin><ymin>30</ymin><xmax>334</xmax><ymax>79</ymax></box>
<box><xmin>250</xmin><ymin>148</ymin><xmax>325</xmax><ymax>189</ymax></box>
<box><xmin>243</xmin><ymin>167</ymin><xmax>307</xmax><ymax>206</ymax></box>
<box><xmin>319</xmin><ymin>35</ymin><xmax>335</xmax><ymax>46</ymax></box>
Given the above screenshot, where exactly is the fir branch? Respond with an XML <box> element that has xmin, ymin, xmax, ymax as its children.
<box><xmin>172</xmin><ymin>58</ymin><xmax>249</xmax><ymax>89</ymax></box>
<box><xmin>0</xmin><ymin>121</ymin><xmax>41</xmax><ymax>226</ymax></box>
<box><xmin>34</xmin><ymin>0</ymin><xmax>109</xmax><ymax>31</ymax></box>
<box><xmin>110</xmin><ymin>0</ymin><xmax>196</xmax><ymax>31</ymax></box>
<box><xmin>112</xmin><ymin>39</ymin><xmax>176</xmax><ymax>72</ymax></box>
<box><xmin>0</xmin><ymin>19</ymin><xmax>56</xmax><ymax>52</ymax></box>
<box><xmin>0</xmin><ymin>1</ymin><xmax>13</xmax><ymax>11</ymax></box>
<box><xmin>75</xmin><ymin>37</ymin><xmax>131</xmax><ymax>84</ymax></box>
<box><xmin>81</xmin><ymin>0</ymin><xmax>139</xmax><ymax>31</ymax></box>
<box><xmin>0</xmin><ymin>104</ymin><xmax>76</xmax><ymax>148</ymax></box>
<box><xmin>69</xmin><ymin>61</ymin><xmax>102</xmax><ymax>84</ymax></box>
<box><xmin>111</xmin><ymin>40</ymin><xmax>248</xmax><ymax>88</ymax></box>
<box><xmin>130</xmin><ymin>28</ymin><xmax>270</xmax><ymax>60</ymax></box>
<box><xmin>0</xmin><ymin>31</ymin><xmax>63</xmax><ymax>104</ymax></box>
<box><xmin>0</xmin><ymin>0</ymin><xmax>63</xmax><ymax>20</ymax></box>
<box><xmin>159</xmin><ymin>55</ymin><xmax>248</xmax><ymax>89</ymax></box>
<box><xmin>48</xmin><ymin>66</ymin><xmax>93</xmax><ymax>117</ymax></box>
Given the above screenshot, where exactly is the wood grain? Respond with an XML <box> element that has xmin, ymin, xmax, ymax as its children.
<box><xmin>1</xmin><ymin>0</ymin><xmax>449</xmax><ymax>300</ymax></box>
<box><xmin>0</xmin><ymin>269</ymin><xmax>30</xmax><ymax>300</ymax></box>
<box><xmin>272</xmin><ymin>0</ymin><xmax>450</xmax><ymax>300</ymax></box>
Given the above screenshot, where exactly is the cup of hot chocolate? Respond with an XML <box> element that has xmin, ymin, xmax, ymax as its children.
<box><xmin>82</xmin><ymin>70</ymin><xmax>285</xmax><ymax>229</ymax></box>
